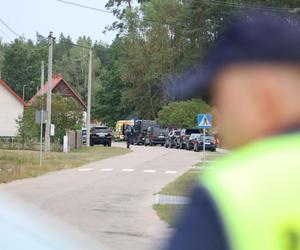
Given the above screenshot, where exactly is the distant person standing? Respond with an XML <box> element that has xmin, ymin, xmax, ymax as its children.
<box><xmin>125</xmin><ymin>126</ymin><xmax>133</xmax><ymax>149</ymax></box>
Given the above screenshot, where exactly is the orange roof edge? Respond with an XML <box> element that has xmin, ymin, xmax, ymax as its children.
<box><xmin>29</xmin><ymin>75</ymin><xmax>87</xmax><ymax>111</ymax></box>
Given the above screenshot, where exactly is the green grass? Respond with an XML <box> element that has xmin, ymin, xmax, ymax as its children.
<box><xmin>154</xmin><ymin>155</ymin><xmax>221</xmax><ymax>227</ymax></box>
<box><xmin>0</xmin><ymin>146</ymin><xmax>130</xmax><ymax>184</ymax></box>
<box><xmin>159</xmin><ymin>169</ymin><xmax>201</xmax><ymax>196</ymax></box>
<box><xmin>153</xmin><ymin>169</ymin><xmax>201</xmax><ymax>227</ymax></box>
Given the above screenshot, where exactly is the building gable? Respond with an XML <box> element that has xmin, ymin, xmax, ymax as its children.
<box><xmin>29</xmin><ymin>75</ymin><xmax>87</xmax><ymax>111</ymax></box>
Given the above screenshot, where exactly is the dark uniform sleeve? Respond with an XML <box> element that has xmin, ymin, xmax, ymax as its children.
<box><xmin>164</xmin><ymin>186</ymin><xmax>230</xmax><ymax>250</ymax></box>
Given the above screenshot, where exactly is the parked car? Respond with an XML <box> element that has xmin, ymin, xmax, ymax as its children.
<box><xmin>145</xmin><ymin>126</ymin><xmax>169</xmax><ymax>146</ymax></box>
<box><xmin>90</xmin><ymin>126</ymin><xmax>112</xmax><ymax>147</ymax></box>
<box><xmin>165</xmin><ymin>130</ymin><xmax>181</xmax><ymax>148</ymax></box>
<box><xmin>194</xmin><ymin>134</ymin><xmax>217</xmax><ymax>152</ymax></box>
<box><xmin>186</xmin><ymin>133</ymin><xmax>202</xmax><ymax>150</ymax></box>
<box><xmin>82</xmin><ymin>128</ymin><xmax>87</xmax><ymax>144</ymax></box>
<box><xmin>176</xmin><ymin>128</ymin><xmax>201</xmax><ymax>149</ymax></box>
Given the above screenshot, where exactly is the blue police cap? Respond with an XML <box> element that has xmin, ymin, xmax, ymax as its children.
<box><xmin>169</xmin><ymin>13</ymin><xmax>300</xmax><ymax>100</ymax></box>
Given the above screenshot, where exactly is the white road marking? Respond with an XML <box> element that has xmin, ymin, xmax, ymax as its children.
<box><xmin>165</xmin><ymin>171</ymin><xmax>177</xmax><ymax>174</ymax></box>
<box><xmin>143</xmin><ymin>170</ymin><xmax>156</xmax><ymax>173</ymax></box>
<box><xmin>122</xmin><ymin>169</ymin><xmax>135</xmax><ymax>172</ymax></box>
<box><xmin>100</xmin><ymin>168</ymin><xmax>114</xmax><ymax>172</ymax></box>
<box><xmin>78</xmin><ymin>168</ymin><xmax>93</xmax><ymax>172</ymax></box>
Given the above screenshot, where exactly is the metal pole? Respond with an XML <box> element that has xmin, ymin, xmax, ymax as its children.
<box><xmin>22</xmin><ymin>85</ymin><xmax>27</xmax><ymax>101</ymax></box>
<box><xmin>41</xmin><ymin>61</ymin><xmax>44</xmax><ymax>95</ymax></box>
<box><xmin>39</xmin><ymin>111</ymin><xmax>43</xmax><ymax>166</ymax></box>
<box><xmin>203</xmin><ymin>128</ymin><xmax>206</xmax><ymax>167</ymax></box>
<box><xmin>45</xmin><ymin>32</ymin><xmax>54</xmax><ymax>152</ymax></box>
<box><xmin>86</xmin><ymin>49</ymin><xmax>92</xmax><ymax>147</ymax></box>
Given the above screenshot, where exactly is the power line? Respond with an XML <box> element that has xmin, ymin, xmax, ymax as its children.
<box><xmin>55</xmin><ymin>0</ymin><xmax>186</xmax><ymax>27</ymax></box>
<box><xmin>201</xmin><ymin>0</ymin><xmax>293</xmax><ymax>12</ymax></box>
<box><xmin>55</xmin><ymin>0</ymin><xmax>111</xmax><ymax>14</ymax></box>
<box><xmin>0</xmin><ymin>18</ymin><xmax>22</xmax><ymax>38</ymax></box>
<box><xmin>0</xmin><ymin>27</ymin><xmax>12</xmax><ymax>41</ymax></box>
<box><xmin>55</xmin><ymin>0</ymin><xmax>297</xmax><ymax>30</ymax></box>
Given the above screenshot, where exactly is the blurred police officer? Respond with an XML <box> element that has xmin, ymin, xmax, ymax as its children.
<box><xmin>166</xmin><ymin>14</ymin><xmax>300</xmax><ymax>250</ymax></box>
<box><xmin>125</xmin><ymin>126</ymin><xmax>133</xmax><ymax>149</ymax></box>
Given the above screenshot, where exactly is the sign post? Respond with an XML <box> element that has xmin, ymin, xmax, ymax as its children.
<box><xmin>197</xmin><ymin>114</ymin><xmax>213</xmax><ymax>168</ymax></box>
<box><xmin>35</xmin><ymin>110</ymin><xmax>48</xmax><ymax>166</ymax></box>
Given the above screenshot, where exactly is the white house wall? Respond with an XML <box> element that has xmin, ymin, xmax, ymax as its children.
<box><xmin>0</xmin><ymin>84</ymin><xmax>24</xmax><ymax>137</ymax></box>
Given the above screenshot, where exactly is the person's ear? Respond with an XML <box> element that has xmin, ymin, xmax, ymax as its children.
<box><xmin>256</xmin><ymin>75</ymin><xmax>281</xmax><ymax>125</ymax></box>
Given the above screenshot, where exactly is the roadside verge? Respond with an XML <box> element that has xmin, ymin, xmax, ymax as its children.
<box><xmin>153</xmin><ymin>152</ymin><xmax>224</xmax><ymax>227</ymax></box>
<box><xmin>0</xmin><ymin>146</ymin><xmax>131</xmax><ymax>184</ymax></box>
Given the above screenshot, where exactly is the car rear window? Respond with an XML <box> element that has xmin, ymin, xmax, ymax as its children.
<box><xmin>190</xmin><ymin>134</ymin><xmax>201</xmax><ymax>139</ymax></box>
<box><xmin>185</xmin><ymin>129</ymin><xmax>200</xmax><ymax>135</ymax></box>
<box><xmin>94</xmin><ymin>128</ymin><xmax>110</xmax><ymax>133</ymax></box>
<box><xmin>200</xmin><ymin>135</ymin><xmax>215</xmax><ymax>141</ymax></box>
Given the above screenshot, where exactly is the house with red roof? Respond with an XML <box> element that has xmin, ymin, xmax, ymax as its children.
<box><xmin>0</xmin><ymin>79</ymin><xmax>27</xmax><ymax>137</ymax></box>
<box><xmin>29</xmin><ymin>75</ymin><xmax>87</xmax><ymax>111</ymax></box>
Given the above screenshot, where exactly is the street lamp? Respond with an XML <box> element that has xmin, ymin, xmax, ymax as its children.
<box><xmin>22</xmin><ymin>85</ymin><xmax>27</xmax><ymax>101</ymax></box>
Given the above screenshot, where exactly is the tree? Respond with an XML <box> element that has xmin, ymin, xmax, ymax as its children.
<box><xmin>18</xmin><ymin>95</ymin><xmax>83</xmax><ymax>143</ymax></box>
<box><xmin>2</xmin><ymin>38</ymin><xmax>47</xmax><ymax>101</ymax></box>
<box><xmin>92</xmin><ymin>38</ymin><xmax>134</xmax><ymax>126</ymax></box>
<box><xmin>157</xmin><ymin>99</ymin><xmax>210</xmax><ymax>128</ymax></box>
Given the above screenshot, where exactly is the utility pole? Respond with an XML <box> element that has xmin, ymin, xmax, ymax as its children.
<box><xmin>86</xmin><ymin>48</ymin><xmax>92</xmax><ymax>147</ymax></box>
<box><xmin>22</xmin><ymin>85</ymin><xmax>27</xmax><ymax>101</ymax></box>
<box><xmin>45</xmin><ymin>32</ymin><xmax>54</xmax><ymax>152</ymax></box>
<box><xmin>41</xmin><ymin>61</ymin><xmax>44</xmax><ymax>95</ymax></box>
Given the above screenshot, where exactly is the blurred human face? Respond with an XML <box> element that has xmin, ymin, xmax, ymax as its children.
<box><xmin>212</xmin><ymin>65</ymin><xmax>269</xmax><ymax>149</ymax></box>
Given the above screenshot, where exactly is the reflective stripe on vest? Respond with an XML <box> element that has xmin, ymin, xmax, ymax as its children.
<box><xmin>201</xmin><ymin>133</ymin><xmax>300</xmax><ymax>250</ymax></box>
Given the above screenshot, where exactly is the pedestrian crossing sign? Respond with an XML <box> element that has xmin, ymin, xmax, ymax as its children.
<box><xmin>198</xmin><ymin>114</ymin><xmax>212</xmax><ymax>128</ymax></box>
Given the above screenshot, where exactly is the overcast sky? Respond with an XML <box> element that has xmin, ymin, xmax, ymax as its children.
<box><xmin>1</xmin><ymin>0</ymin><xmax>118</xmax><ymax>44</ymax></box>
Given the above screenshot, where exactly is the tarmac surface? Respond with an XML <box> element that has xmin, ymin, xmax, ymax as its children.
<box><xmin>0</xmin><ymin>143</ymin><xmax>220</xmax><ymax>250</ymax></box>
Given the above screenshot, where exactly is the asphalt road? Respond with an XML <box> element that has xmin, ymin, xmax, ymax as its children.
<box><xmin>0</xmin><ymin>143</ymin><xmax>219</xmax><ymax>250</ymax></box>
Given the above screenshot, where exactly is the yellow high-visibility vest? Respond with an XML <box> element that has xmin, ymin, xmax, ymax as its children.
<box><xmin>202</xmin><ymin>133</ymin><xmax>300</xmax><ymax>250</ymax></box>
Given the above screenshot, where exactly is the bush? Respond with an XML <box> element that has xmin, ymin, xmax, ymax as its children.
<box><xmin>157</xmin><ymin>99</ymin><xmax>210</xmax><ymax>128</ymax></box>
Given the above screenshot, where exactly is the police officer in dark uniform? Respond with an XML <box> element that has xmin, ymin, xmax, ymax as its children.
<box><xmin>166</xmin><ymin>14</ymin><xmax>300</xmax><ymax>250</ymax></box>
<box><xmin>125</xmin><ymin>126</ymin><xmax>133</xmax><ymax>149</ymax></box>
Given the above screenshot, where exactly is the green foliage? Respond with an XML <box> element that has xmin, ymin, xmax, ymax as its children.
<box><xmin>2</xmin><ymin>38</ymin><xmax>47</xmax><ymax>101</ymax></box>
<box><xmin>17</xmin><ymin>95</ymin><xmax>83</xmax><ymax>143</ymax></box>
<box><xmin>157</xmin><ymin>99</ymin><xmax>210</xmax><ymax>128</ymax></box>
<box><xmin>1</xmin><ymin>0</ymin><xmax>300</xmax><ymax>129</ymax></box>
<box><xmin>17</xmin><ymin>106</ymin><xmax>40</xmax><ymax>143</ymax></box>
